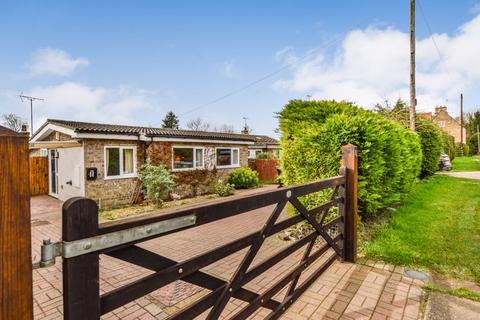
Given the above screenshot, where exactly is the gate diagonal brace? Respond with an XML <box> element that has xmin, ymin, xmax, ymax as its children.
<box><xmin>32</xmin><ymin>214</ymin><xmax>197</xmax><ymax>269</ymax></box>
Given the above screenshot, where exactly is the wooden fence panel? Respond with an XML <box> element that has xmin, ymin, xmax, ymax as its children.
<box><xmin>30</xmin><ymin>156</ymin><xmax>48</xmax><ymax>196</ymax></box>
<box><xmin>0</xmin><ymin>126</ymin><xmax>33</xmax><ymax>319</ymax></box>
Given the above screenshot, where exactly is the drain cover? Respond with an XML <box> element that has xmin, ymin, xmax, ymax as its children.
<box><xmin>404</xmin><ymin>268</ymin><xmax>430</xmax><ymax>281</ymax></box>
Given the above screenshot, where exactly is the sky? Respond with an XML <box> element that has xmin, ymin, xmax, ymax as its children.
<box><xmin>1</xmin><ymin>0</ymin><xmax>480</xmax><ymax>136</ymax></box>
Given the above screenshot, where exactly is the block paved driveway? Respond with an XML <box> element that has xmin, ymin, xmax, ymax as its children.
<box><xmin>32</xmin><ymin>195</ymin><xmax>424</xmax><ymax>320</ymax></box>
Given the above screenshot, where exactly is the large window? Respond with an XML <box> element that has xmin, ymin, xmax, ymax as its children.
<box><xmin>216</xmin><ymin>148</ymin><xmax>240</xmax><ymax>168</ymax></box>
<box><xmin>173</xmin><ymin>147</ymin><xmax>204</xmax><ymax>170</ymax></box>
<box><xmin>105</xmin><ymin>146</ymin><xmax>136</xmax><ymax>179</ymax></box>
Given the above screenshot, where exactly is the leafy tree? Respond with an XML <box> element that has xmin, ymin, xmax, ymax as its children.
<box><xmin>186</xmin><ymin>117</ymin><xmax>210</xmax><ymax>131</ymax></box>
<box><xmin>1</xmin><ymin>113</ymin><xmax>23</xmax><ymax>132</ymax></box>
<box><xmin>139</xmin><ymin>162</ymin><xmax>175</xmax><ymax>207</ymax></box>
<box><xmin>465</xmin><ymin>111</ymin><xmax>480</xmax><ymax>154</ymax></box>
<box><xmin>161</xmin><ymin>111</ymin><xmax>180</xmax><ymax>129</ymax></box>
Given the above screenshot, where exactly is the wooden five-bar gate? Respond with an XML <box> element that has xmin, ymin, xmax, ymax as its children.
<box><xmin>42</xmin><ymin>144</ymin><xmax>357</xmax><ymax>320</ymax></box>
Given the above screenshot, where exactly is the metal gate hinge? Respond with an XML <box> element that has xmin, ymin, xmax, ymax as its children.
<box><xmin>32</xmin><ymin>239</ymin><xmax>62</xmax><ymax>269</ymax></box>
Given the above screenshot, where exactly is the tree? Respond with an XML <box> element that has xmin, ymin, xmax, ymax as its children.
<box><xmin>1</xmin><ymin>113</ymin><xmax>23</xmax><ymax>132</ymax></box>
<box><xmin>214</xmin><ymin>124</ymin><xmax>235</xmax><ymax>133</ymax></box>
<box><xmin>465</xmin><ymin>111</ymin><xmax>480</xmax><ymax>154</ymax></box>
<box><xmin>186</xmin><ymin>117</ymin><xmax>210</xmax><ymax>131</ymax></box>
<box><xmin>374</xmin><ymin>99</ymin><xmax>410</xmax><ymax>128</ymax></box>
<box><xmin>161</xmin><ymin>111</ymin><xmax>179</xmax><ymax>129</ymax></box>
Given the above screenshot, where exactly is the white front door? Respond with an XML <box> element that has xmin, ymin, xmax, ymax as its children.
<box><xmin>57</xmin><ymin>147</ymin><xmax>85</xmax><ymax>201</ymax></box>
<box><xmin>48</xmin><ymin>149</ymin><xmax>59</xmax><ymax>197</ymax></box>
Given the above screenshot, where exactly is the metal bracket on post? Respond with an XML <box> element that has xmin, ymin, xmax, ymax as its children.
<box><xmin>32</xmin><ymin>214</ymin><xmax>197</xmax><ymax>269</ymax></box>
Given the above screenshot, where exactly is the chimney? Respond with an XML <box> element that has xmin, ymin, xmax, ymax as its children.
<box><xmin>435</xmin><ymin>106</ymin><xmax>447</xmax><ymax>115</ymax></box>
<box><xmin>241</xmin><ymin>127</ymin><xmax>249</xmax><ymax>135</ymax></box>
<box><xmin>21</xmin><ymin>123</ymin><xmax>29</xmax><ymax>135</ymax></box>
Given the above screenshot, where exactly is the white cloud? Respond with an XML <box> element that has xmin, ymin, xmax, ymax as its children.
<box><xmin>222</xmin><ymin>60</ymin><xmax>236</xmax><ymax>78</ymax></box>
<box><xmin>26</xmin><ymin>82</ymin><xmax>156</xmax><ymax>130</ymax></box>
<box><xmin>471</xmin><ymin>3</ymin><xmax>480</xmax><ymax>14</ymax></box>
<box><xmin>275</xmin><ymin>14</ymin><xmax>480</xmax><ymax>115</ymax></box>
<box><xmin>27</xmin><ymin>48</ymin><xmax>89</xmax><ymax>76</ymax></box>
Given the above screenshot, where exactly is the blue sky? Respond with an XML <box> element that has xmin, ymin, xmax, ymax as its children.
<box><xmin>1</xmin><ymin>0</ymin><xmax>480</xmax><ymax>136</ymax></box>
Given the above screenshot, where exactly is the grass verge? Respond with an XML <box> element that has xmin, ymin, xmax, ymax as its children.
<box><xmin>361</xmin><ymin>175</ymin><xmax>480</xmax><ymax>282</ymax></box>
<box><xmin>423</xmin><ymin>283</ymin><xmax>480</xmax><ymax>302</ymax></box>
<box><xmin>451</xmin><ymin>155</ymin><xmax>480</xmax><ymax>172</ymax></box>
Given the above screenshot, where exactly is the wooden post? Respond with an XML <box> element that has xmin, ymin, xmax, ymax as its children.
<box><xmin>63</xmin><ymin>197</ymin><xmax>100</xmax><ymax>320</ymax></box>
<box><xmin>0</xmin><ymin>126</ymin><xmax>33</xmax><ymax>319</ymax></box>
<box><xmin>341</xmin><ymin>144</ymin><xmax>358</xmax><ymax>263</ymax></box>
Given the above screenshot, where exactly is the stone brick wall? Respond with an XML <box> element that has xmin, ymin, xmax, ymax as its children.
<box><xmin>83</xmin><ymin>139</ymin><xmax>249</xmax><ymax>206</ymax></box>
<box><xmin>83</xmin><ymin>139</ymin><xmax>145</xmax><ymax>207</ymax></box>
<box><xmin>44</xmin><ymin>131</ymin><xmax>72</xmax><ymax>141</ymax></box>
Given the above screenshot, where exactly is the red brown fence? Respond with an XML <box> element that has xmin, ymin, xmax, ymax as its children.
<box><xmin>29</xmin><ymin>156</ymin><xmax>48</xmax><ymax>196</ymax></box>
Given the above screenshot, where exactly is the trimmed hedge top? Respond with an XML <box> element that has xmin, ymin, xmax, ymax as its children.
<box><xmin>279</xmin><ymin>100</ymin><xmax>422</xmax><ymax>217</ymax></box>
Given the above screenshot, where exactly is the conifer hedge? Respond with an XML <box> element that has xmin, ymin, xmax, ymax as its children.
<box><xmin>279</xmin><ymin>100</ymin><xmax>422</xmax><ymax>218</ymax></box>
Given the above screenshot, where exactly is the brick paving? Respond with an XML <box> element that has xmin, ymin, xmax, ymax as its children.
<box><xmin>31</xmin><ymin>195</ymin><xmax>425</xmax><ymax>319</ymax></box>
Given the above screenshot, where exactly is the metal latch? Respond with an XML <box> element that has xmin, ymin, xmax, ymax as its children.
<box><xmin>32</xmin><ymin>214</ymin><xmax>196</xmax><ymax>269</ymax></box>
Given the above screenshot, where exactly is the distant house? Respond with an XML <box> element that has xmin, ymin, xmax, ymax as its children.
<box><xmin>29</xmin><ymin>119</ymin><xmax>277</xmax><ymax>206</ymax></box>
<box><xmin>419</xmin><ymin>106</ymin><xmax>466</xmax><ymax>144</ymax></box>
<box><xmin>247</xmin><ymin>135</ymin><xmax>280</xmax><ymax>159</ymax></box>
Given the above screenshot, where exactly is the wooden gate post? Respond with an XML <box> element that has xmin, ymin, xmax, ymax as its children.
<box><xmin>341</xmin><ymin>144</ymin><xmax>358</xmax><ymax>263</ymax></box>
<box><xmin>0</xmin><ymin>126</ymin><xmax>33</xmax><ymax>319</ymax></box>
<box><xmin>63</xmin><ymin>197</ymin><xmax>100</xmax><ymax>320</ymax></box>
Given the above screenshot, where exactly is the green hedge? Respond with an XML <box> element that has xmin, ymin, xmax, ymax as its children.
<box><xmin>441</xmin><ymin>131</ymin><xmax>455</xmax><ymax>161</ymax></box>
<box><xmin>279</xmin><ymin>100</ymin><xmax>422</xmax><ymax>218</ymax></box>
<box><xmin>416</xmin><ymin>118</ymin><xmax>443</xmax><ymax>177</ymax></box>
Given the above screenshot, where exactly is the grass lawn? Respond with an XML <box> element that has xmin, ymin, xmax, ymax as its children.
<box><xmin>361</xmin><ymin>175</ymin><xmax>480</xmax><ymax>282</ymax></box>
<box><xmin>451</xmin><ymin>155</ymin><xmax>480</xmax><ymax>172</ymax></box>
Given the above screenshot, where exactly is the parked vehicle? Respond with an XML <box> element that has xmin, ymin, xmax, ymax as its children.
<box><xmin>438</xmin><ymin>153</ymin><xmax>452</xmax><ymax>171</ymax></box>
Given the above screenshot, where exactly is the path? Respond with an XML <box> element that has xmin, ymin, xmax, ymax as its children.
<box><xmin>438</xmin><ymin>171</ymin><xmax>480</xmax><ymax>180</ymax></box>
<box><xmin>32</xmin><ymin>195</ymin><xmax>424</xmax><ymax>319</ymax></box>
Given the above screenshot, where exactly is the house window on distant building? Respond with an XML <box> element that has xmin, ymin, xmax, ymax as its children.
<box><xmin>172</xmin><ymin>147</ymin><xmax>204</xmax><ymax>171</ymax></box>
<box><xmin>216</xmin><ymin>148</ymin><xmax>240</xmax><ymax>168</ymax></box>
<box><xmin>105</xmin><ymin>146</ymin><xmax>136</xmax><ymax>179</ymax></box>
<box><xmin>439</xmin><ymin>120</ymin><xmax>446</xmax><ymax>128</ymax></box>
<box><xmin>39</xmin><ymin>148</ymin><xmax>48</xmax><ymax>157</ymax></box>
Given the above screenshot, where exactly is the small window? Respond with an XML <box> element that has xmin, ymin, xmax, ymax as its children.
<box><xmin>439</xmin><ymin>120</ymin><xmax>446</xmax><ymax>128</ymax></box>
<box><xmin>216</xmin><ymin>148</ymin><xmax>240</xmax><ymax>168</ymax></box>
<box><xmin>39</xmin><ymin>148</ymin><xmax>48</xmax><ymax>157</ymax></box>
<box><xmin>173</xmin><ymin>147</ymin><xmax>204</xmax><ymax>170</ymax></box>
<box><xmin>248</xmin><ymin>149</ymin><xmax>262</xmax><ymax>159</ymax></box>
<box><xmin>105</xmin><ymin>146</ymin><xmax>136</xmax><ymax>179</ymax></box>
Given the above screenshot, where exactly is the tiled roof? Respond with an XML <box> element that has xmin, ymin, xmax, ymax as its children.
<box><xmin>251</xmin><ymin>135</ymin><xmax>279</xmax><ymax>147</ymax></box>
<box><xmin>42</xmin><ymin>119</ymin><xmax>266</xmax><ymax>142</ymax></box>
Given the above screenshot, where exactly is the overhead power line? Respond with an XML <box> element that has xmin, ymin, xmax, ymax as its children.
<box><xmin>150</xmin><ymin>32</ymin><xmax>349</xmax><ymax>126</ymax></box>
<box><xmin>417</xmin><ymin>0</ymin><xmax>443</xmax><ymax>62</ymax></box>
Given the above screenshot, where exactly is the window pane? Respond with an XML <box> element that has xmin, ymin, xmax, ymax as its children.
<box><xmin>216</xmin><ymin>148</ymin><xmax>232</xmax><ymax>166</ymax></box>
<box><xmin>106</xmin><ymin>148</ymin><xmax>120</xmax><ymax>176</ymax></box>
<box><xmin>195</xmin><ymin>148</ymin><xmax>203</xmax><ymax>168</ymax></box>
<box><xmin>123</xmin><ymin>148</ymin><xmax>134</xmax><ymax>174</ymax></box>
<box><xmin>174</xmin><ymin>148</ymin><xmax>194</xmax><ymax>169</ymax></box>
<box><xmin>232</xmin><ymin>149</ymin><xmax>239</xmax><ymax>165</ymax></box>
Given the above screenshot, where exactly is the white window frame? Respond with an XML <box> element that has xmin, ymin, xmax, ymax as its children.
<box><xmin>172</xmin><ymin>146</ymin><xmax>205</xmax><ymax>172</ymax></box>
<box><xmin>439</xmin><ymin>120</ymin><xmax>446</xmax><ymax>128</ymax></box>
<box><xmin>248</xmin><ymin>149</ymin><xmax>263</xmax><ymax>159</ymax></box>
<box><xmin>104</xmin><ymin>146</ymin><xmax>137</xmax><ymax>180</ymax></box>
<box><xmin>215</xmin><ymin>147</ymin><xmax>240</xmax><ymax>169</ymax></box>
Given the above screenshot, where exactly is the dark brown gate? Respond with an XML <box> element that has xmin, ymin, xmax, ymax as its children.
<box><xmin>59</xmin><ymin>144</ymin><xmax>357</xmax><ymax>320</ymax></box>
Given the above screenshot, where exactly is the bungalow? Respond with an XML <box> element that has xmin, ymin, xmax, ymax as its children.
<box><xmin>29</xmin><ymin>119</ymin><xmax>272</xmax><ymax>207</ymax></box>
<box><xmin>247</xmin><ymin>135</ymin><xmax>280</xmax><ymax>159</ymax></box>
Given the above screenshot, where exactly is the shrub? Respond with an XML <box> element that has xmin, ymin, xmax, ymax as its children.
<box><xmin>256</xmin><ymin>152</ymin><xmax>272</xmax><ymax>159</ymax></box>
<box><xmin>139</xmin><ymin>162</ymin><xmax>175</xmax><ymax>206</ymax></box>
<box><xmin>228</xmin><ymin>167</ymin><xmax>259</xmax><ymax>189</ymax></box>
<box><xmin>279</xmin><ymin>100</ymin><xmax>422</xmax><ymax>218</ymax></box>
<box><xmin>441</xmin><ymin>131</ymin><xmax>455</xmax><ymax>161</ymax></box>
<box><xmin>214</xmin><ymin>181</ymin><xmax>235</xmax><ymax>197</ymax></box>
<box><xmin>416</xmin><ymin>118</ymin><xmax>443</xmax><ymax>177</ymax></box>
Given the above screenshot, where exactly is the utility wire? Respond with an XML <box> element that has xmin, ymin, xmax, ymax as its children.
<box><xmin>151</xmin><ymin>32</ymin><xmax>348</xmax><ymax>126</ymax></box>
<box><xmin>417</xmin><ymin>0</ymin><xmax>443</xmax><ymax>61</ymax></box>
